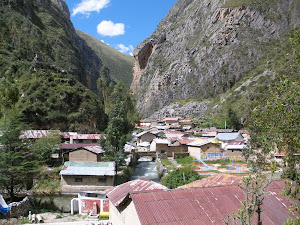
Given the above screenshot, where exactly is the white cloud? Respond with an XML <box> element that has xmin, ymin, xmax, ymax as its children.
<box><xmin>72</xmin><ymin>0</ymin><xmax>110</xmax><ymax>17</ymax></box>
<box><xmin>97</xmin><ymin>20</ymin><xmax>125</xmax><ymax>37</ymax></box>
<box><xmin>117</xmin><ymin>44</ymin><xmax>134</xmax><ymax>55</ymax></box>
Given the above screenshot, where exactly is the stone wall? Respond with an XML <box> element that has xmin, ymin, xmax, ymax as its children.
<box><xmin>0</xmin><ymin>197</ymin><xmax>33</xmax><ymax>219</ymax></box>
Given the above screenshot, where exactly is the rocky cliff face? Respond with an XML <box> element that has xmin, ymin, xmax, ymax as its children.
<box><xmin>132</xmin><ymin>0</ymin><xmax>300</xmax><ymax>118</ymax></box>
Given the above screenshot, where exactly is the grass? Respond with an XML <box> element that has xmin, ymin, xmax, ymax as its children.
<box><xmin>161</xmin><ymin>159</ymin><xmax>175</xmax><ymax>170</ymax></box>
<box><xmin>76</xmin><ymin>29</ymin><xmax>134</xmax><ymax>86</ymax></box>
<box><xmin>218</xmin><ymin>165</ymin><xmax>229</xmax><ymax>169</ymax></box>
<box><xmin>176</xmin><ymin>156</ymin><xmax>194</xmax><ymax>167</ymax></box>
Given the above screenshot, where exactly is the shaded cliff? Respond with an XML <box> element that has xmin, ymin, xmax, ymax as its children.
<box><xmin>132</xmin><ymin>0</ymin><xmax>300</xmax><ymax>118</ymax></box>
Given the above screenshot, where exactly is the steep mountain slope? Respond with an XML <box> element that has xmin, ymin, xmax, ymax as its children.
<box><xmin>76</xmin><ymin>30</ymin><xmax>134</xmax><ymax>86</ymax></box>
<box><xmin>132</xmin><ymin>0</ymin><xmax>300</xmax><ymax>119</ymax></box>
<box><xmin>0</xmin><ymin>0</ymin><xmax>107</xmax><ymax>132</ymax></box>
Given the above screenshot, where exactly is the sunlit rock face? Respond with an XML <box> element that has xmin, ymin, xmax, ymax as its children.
<box><xmin>132</xmin><ymin>0</ymin><xmax>300</xmax><ymax>118</ymax></box>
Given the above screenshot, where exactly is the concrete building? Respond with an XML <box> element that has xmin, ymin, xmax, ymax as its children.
<box><xmin>60</xmin><ymin>161</ymin><xmax>115</xmax><ymax>194</ymax></box>
<box><xmin>105</xmin><ymin>178</ymin><xmax>167</xmax><ymax>225</ymax></box>
<box><xmin>187</xmin><ymin>139</ymin><xmax>223</xmax><ymax>159</ymax></box>
<box><xmin>106</xmin><ymin>179</ymin><xmax>295</xmax><ymax>225</ymax></box>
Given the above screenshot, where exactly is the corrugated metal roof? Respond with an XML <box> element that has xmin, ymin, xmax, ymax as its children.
<box><xmin>164</xmin><ymin>118</ymin><xmax>179</xmax><ymax>121</ymax></box>
<box><xmin>136</xmin><ymin>130</ymin><xmax>151</xmax><ymax>138</ymax></box>
<box><xmin>177</xmin><ymin>138</ymin><xmax>195</xmax><ymax>145</ymax></box>
<box><xmin>131</xmin><ymin>180</ymin><xmax>296</xmax><ymax>225</ymax></box>
<box><xmin>105</xmin><ymin>178</ymin><xmax>168</xmax><ymax>207</ymax></box>
<box><xmin>187</xmin><ymin>140</ymin><xmax>211</xmax><ymax>147</ymax></box>
<box><xmin>215</xmin><ymin>132</ymin><xmax>244</xmax><ymax>141</ymax></box>
<box><xmin>60</xmin><ymin>143</ymin><xmax>97</xmax><ymax>150</ymax></box>
<box><xmin>178</xmin><ymin>174</ymin><xmax>243</xmax><ymax>188</ymax></box>
<box><xmin>70</xmin><ymin>134</ymin><xmax>102</xmax><ymax>140</ymax></box>
<box><xmin>60</xmin><ymin>132</ymin><xmax>78</xmax><ymax>138</ymax></box>
<box><xmin>83</xmin><ymin>145</ymin><xmax>103</xmax><ymax>154</ymax></box>
<box><xmin>154</xmin><ymin>139</ymin><xmax>170</xmax><ymax>145</ymax></box>
<box><xmin>20</xmin><ymin>130</ymin><xmax>56</xmax><ymax>139</ymax></box>
<box><xmin>60</xmin><ymin>161</ymin><xmax>115</xmax><ymax>176</ymax></box>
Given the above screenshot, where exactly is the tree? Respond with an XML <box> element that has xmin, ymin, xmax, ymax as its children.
<box><xmin>0</xmin><ymin>72</ymin><xmax>19</xmax><ymax>125</ymax></box>
<box><xmin>30</xmin><ymin>130</ymin><xmax>61</xmax><ymax>164</ymax></box>
<box><xmin>224</xmin><ymin>172</ymin><xmax>272</xmax><ymax>225</ymax></box>
<box><xmin>227</xmin><ymin>108</ymin><xmax>242</xmax><ymax>130</ymax></box>
<box><xmin>0</xmin><ymin>111</ymin><xmax>40</xmax><ymax>201</ymax></box>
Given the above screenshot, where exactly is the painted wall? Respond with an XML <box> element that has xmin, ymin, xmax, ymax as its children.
<box><xmin>60</xmin><ymin>175</ymin><xmax>114</xmax><ymax>193</ymax></box>
<box><xmin>109</xmin><ymin>201</ymin><xmax>141</xmax><ymax>225</ymax></box>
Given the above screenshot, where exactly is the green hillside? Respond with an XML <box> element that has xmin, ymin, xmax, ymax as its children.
<box><xmin>0</xmin><ymin>0</ymin><xmax>107</xmax><ymax>132</ymax></box>
<box><xmin>76</xmin><ymin>29</ymin><xmax>134</xmax><ymax>86</ymax></box>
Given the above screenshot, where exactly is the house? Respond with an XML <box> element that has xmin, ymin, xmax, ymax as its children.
<box><xmin>225</xmin><ymin>140</ymin><xmax>248</xmax><ymax>159</ymax></box>
<box><xmin>150</xmin><ymin>139</ymin><xmax>170</xmax><ymax>156</ymax></box>
<box><xmin>67</xmin><ymin>145</ymin><xmax>104</xmax><ymax>162</ymax></box>
<box><xmin>106</xmin><ymin>179</ymin><xmax>295</xmax><ymax>225</ymax></box>
<box><xmin>60</xmin><ymin>161</ymin><xmax>115</xmax><ymax>194</ymax></box>
<box><xmin>136</xmin><ymin>130</ymin><xmax>157</xmax><ymax>143</ymax></box>
<box><xmin>69</xmin><ymin>134</ymin><xmax>101</xmax><ymax>144</ymax></box>
<box><xmin>215</xmin><ymin>132</ymin><xmax>244</xmax><ymax>149</ymax></box>
<box><xmin>187</xmin><ymin>139</ymin><xmax>223</xmax><ymax>159</ymax></box>
<box><xmin>105</xmin><ymin>178</ymin><xmax>167</xmax><ymax>225</ymax></box>
<box><xmin>215</xmin><ymin>132</ymin><xmax>244</xmax><ymax>143</ymax></box>
<box><xmin>164</xmin><ymin>117</ymin><xmax>179</xmax><ymax>125</ymax></box>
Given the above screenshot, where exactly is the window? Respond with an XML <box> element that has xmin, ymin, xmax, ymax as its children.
<box><xmin>98</xmin><ymin>177</ymin><xmax>106</xmax><ymax>183</ymax></box>
<box><xmin>75</xmin><ymin>178</ymin><xmax>83</xmax><ymax>182</ymax></box>
<box><xmin>79</xmin><ymin>139</ymin><xmax>83</xmax><ymax>143</ymax></box>
<box><xmin>92</xmin><ymin>139</ymin><xmax>97</xmax><ymax>143</ymax></box>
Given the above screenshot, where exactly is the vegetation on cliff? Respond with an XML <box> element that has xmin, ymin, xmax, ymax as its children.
<box><xmin>0</xmin><ymin>0</ymin><xmax>108</xmax><ymax>132</ymax></box>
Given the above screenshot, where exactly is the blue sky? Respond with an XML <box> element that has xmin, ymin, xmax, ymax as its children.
<box><xmin>65</xmin><ymin>0</ymin><xmax>177</xmax><ymax>55</ymax></box>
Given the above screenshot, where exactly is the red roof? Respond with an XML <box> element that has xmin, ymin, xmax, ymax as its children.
<box><xmin>71</xmin><ymin>134</ymin><xmax>102</xmax><ymax>140</ymax></box>
<box><xmin>178</xmin><ymin>174</ymin><xmax>243</xmax><ymax>188</ymax></box>
<box><xmin>179</xmin><ymin>120</ymin><xmax>192</xmax><ymax>123</ymax></box>
<box><xmin>106</xmin><ymin>178</ymin><xmax>167</xmax><ymax>207</ymax></box>
<box><xmin>177</xmin><ymin>138</ymin><xmax>195</xmax><ymax>145</ymax></box>
<box><xmin>20</xmin><ymin>130</ymin><xmax>55</xmax><ymax>139</ymax></box>
<box><xmin>239</xmin><ymin>130</ymin><xmax>250</xmax><ymax>134</ymax></box>
<box><xmin>131</xmin><ymin>180</ymin><xmax>296</xmax><ymax>225</ymax></box>
<box><xmin>164</xmin><ymin>118</ymin><xmax>179</xmax><ymax>121</ymax></box>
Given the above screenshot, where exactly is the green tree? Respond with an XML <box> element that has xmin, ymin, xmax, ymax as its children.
<box><xmin>227</xmin><ymin>108</ymin><xmax>242</xmax><ymax>130</ymax></box>
<box><xmin>161</xmin><ymin>167</ymin><xmax>201</xmax><ymax>189</ymax></box>
<box><xmin>0</xmin><ymin>111</ymin><xmax>40</xmax><ymax>201</ymax></box>
<box><xmin>224</xmin><ymin>172</ymin><xmax>272</xmax><ymax>225</ymax></box>
<box><xmin>0</xmin><ymin>73</ymin><xmax>19</xmax><ymax>125</ymax></box>
<box><xmin>30</xmin><ymin>130</ymin><xmax>61</xmax><ymax>164</ymax></box>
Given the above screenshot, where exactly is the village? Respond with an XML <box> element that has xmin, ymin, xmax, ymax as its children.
<box><xmin>0</xmin><ymin>117</ymin><xmax>295</xmax><ymax>225</ymax></box>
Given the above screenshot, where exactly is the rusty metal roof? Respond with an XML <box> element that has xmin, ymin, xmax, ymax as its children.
<box><xmin>131</xmin><ymin>180</ymin><xmax>296</xmax><ymax>225</ymax></box>
<box><xmin>70</xmin><ymin>134</ymin><xmax>102</xmax><ymax>140</ymax></box>
<box><xmin>20</xmin><ymin>130</ymin><xmax>56</xmax><ymax>139</ymax></box>
<box><xmin>177</xmin><ymin>138</ymin><xmax>195</xmax><ymax>145</ymax></box>
<box><xmin>60</xmin><ymin>144</ymin><xmax>103</xmax><ymax>154</ymax></box>
<box><xmin>105</xmin><ymin>178</ymin><xmax>168</xmax><ymax>207</ymax></box>
<box><xmin>178</xmin><ymin>174</ymin><xmax>243</xmax><ymax>188</ymax></box>
<box><xmin>60</xmin><ymin>143</ymin><xmax>97</xmax><ymax>150</ymax></box>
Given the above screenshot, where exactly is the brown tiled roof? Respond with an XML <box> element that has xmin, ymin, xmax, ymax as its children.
<box><xmin>105</xmin><ymin>178</ymin><xmax>168</xmax><ymax>207</ymax></box>
<box><xmin>131</xmin><ymin>180</ymin><xmax>296</xmax><ymax>225</ymax></box>
<box><xmin>178</xmin><ymin>174</ymin><xmax>243</xmax><ymax>188</ymax></box>
<box><xmin>71</xmin><ymin>134</ymin><xmax>102</xmax><ymax>139</ymax></box>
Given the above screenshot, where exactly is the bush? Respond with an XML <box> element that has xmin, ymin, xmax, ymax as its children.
<box><xmin>161</xmin><ymin>167</ymin><xmax>203</xmax><ymax>189</ymax></box>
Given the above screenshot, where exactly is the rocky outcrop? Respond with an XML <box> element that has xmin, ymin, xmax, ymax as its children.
<box><xmin>148</xmin><ymin>100</ymin><xmax>211</xmax><ymax>120</ymax></box>
<box><xmin>132</xmin><ymin>0</ymin><xmax>300</xmax><ymax>118</ymax></box>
